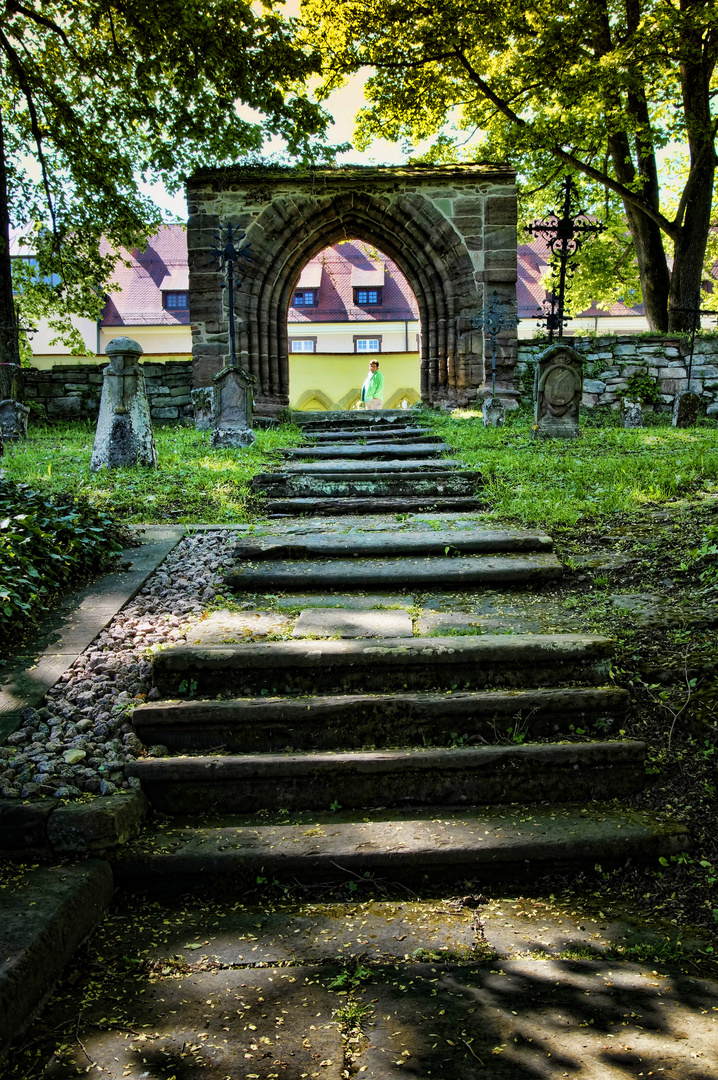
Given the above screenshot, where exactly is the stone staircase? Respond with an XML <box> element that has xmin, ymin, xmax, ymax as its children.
<box><xmin>117</xmin><ymin>410</ymin><xmax>690</xmax><ymax>884</ymax></box>
<box><xmin>251</xmin><ymin>408</ymin><xmax>486</xmax><ymax>516</ymax></box>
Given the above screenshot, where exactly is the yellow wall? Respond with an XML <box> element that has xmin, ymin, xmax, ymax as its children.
<box><xmin>289</xmin><ymin>352</ymin><xmax>421</xmax><ymax>411</ymax></box>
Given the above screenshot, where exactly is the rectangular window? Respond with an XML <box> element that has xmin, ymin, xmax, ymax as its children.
<box><xmin>290</xmin><ymin>339</ymin><xmax>316</xmax><ymax>352</ymax></box>
<box><xmin>354</xmin><ymin>288</ymin><xmax>381</xmax><ymax>306</ymax></box>
<box><xmin>293</xmin><ymin>290</ymin><xmax>317</xmax><ymax>307</ymax></box>
<box><xmin>355</xmin><ymin>338</ymin><xmax>380</xmax><ymax>353</ymax></box>
<box><xmin>163</xmin><ymin>291</ymin><xmax>189</xmax><ymax>309</ymax></box>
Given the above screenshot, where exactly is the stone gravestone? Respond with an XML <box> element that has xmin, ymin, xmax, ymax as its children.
<box><xmin>622</xmin><ymin>400</ymin><xmax>642</xmax><ymax>428</ymax></box>
<box><xmin>0</xmin><ymin>399</ymin><xmax>30</xmax><ymax>439</ymax></box>
<box><xmin>210</xmin><ymin>365</ymin><xmax>257</xmax><ymax>449</ymax></box>
<box><xmin>673</xmin><ymin>390</ymin><xmax>702</xmax><ymax>428</ymax></box>
<box><xmin>191</xmin><ymin>387</ymin><xmax>213</xmax><ymax>431</ymax></box>
<box><xmin>90</xmin><ymin>337</ymin><xmax>158</xmax><ymax>471</ymax></box>
<box><xmin>482</xmin><ymin>398</ymin><xmax>505</xmax><ymax>428</ymax></box>
<box><xmin>534</xmin><ymin>344</ymin><xmax>583</xmax><ymax>439</ymax></box>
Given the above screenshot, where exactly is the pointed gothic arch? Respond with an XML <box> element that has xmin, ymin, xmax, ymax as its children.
<box><xmin>187</xmin><ymin>164</ymin><xmax>518</xmax><ymax>415</ymax></box>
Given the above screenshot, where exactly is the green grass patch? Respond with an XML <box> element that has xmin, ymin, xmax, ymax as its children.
<box><xmin>2</xmin><ymin>420</ymin><xmax>303</xmax><ymax>525</ymax></box>
<box><xmin>420</xmin><ymin>407</ymin><xmax>718</xmax><ymax>531</ymax></box>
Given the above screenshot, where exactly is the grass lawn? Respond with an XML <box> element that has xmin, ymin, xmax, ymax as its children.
<box><xmin>421</xmin><ymin>406</ymin><xmax>718</xmax><ymax>533</ymax></box>
<box><xmin>1</xmin><ymin>420</ymin><xmax>303</xmax><ymax>525</ymax></box>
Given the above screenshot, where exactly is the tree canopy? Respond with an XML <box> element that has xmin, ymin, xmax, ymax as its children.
<box><xmin>302</xmin><ymin>0</ymin><xmax>718</xmax><ymax>331</ymax></box>
<box><xmin>0</xmin><ymin>0</ymin><xmax>332</xmax><ymax>376</ymax></box>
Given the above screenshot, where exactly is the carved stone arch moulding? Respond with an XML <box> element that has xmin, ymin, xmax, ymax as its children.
<box><xmin>186</xmin><ymin>163</ymin><xmax>518</xmax><ymax>415</ymax></box>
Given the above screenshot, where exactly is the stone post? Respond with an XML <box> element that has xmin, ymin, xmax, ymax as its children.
<box><xmin>0</xmin><ymin>398</ymin><xmax>30</xmax><ymax>439</ymax></box>
<box><xmin>534</xmin><ymin>344</ymin><xmax>583</xmax><ymax>439</ymax></box>
<box><xmin>482</xmin><ymin>398</ymin><xmax>505</xmax><ymax>428</ymax></box>
<box><xmin>672</xmin><ymin>390</ymin><xmax>702</xmax><ymax>428</ymax></box>
<box><xmin>191</xmin><ymin>387</ymin><xmax>214</xmax><ymax>431</ymax></box>
<box><xmin>210</xmin><ymin>365</ymin><xmax>257</xmax><ymax>449</ymax></box>
<box><xmin>90</xmin><ymin>337</ymin><xmax>158</xmax><ymax>471</ymax></box>
<box><xmin>622</xmin><ymin>400</ymin><xmax>642</xmax><ymax>428</ymax></box>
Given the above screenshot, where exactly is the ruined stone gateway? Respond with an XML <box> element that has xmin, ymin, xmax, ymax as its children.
<box><xmin>186</xmin><ymin>163</ymin><xmax>518</xmax><ymax>416</ymax></box>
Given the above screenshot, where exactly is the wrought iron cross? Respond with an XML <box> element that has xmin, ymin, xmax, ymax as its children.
<box><xmin>209</xmin><ymin>223</ymin><xmax>253</xmax><ymax>368</ymax></box>
<box><xmin>469</xmin><ymin>291</ymin><xmax>520</xmax><ymax>401</ymax></box>
<box><xmin>527</xmin><ymin>176</ymin><xmax>604</xmax><ymax>342</ymax></box>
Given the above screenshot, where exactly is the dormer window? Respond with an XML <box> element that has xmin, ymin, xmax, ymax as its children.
<box><xmin>293</xmin><ymin>289</ymin><xmax>317</xmax><ymax>307</ymax></box>
<box><xmin>354</xmin><ymin>287</ymin><xmax>382</xmax><ymax>306</ymax></box>
<box><xmin>163</xmin><ymin>291</ymin><xmax>189</xmax><ymax>310</ymax></box>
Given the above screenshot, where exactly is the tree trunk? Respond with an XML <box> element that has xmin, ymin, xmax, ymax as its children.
<box><xmin>0</xmin><ymin>110</ymin><xmax>21</xmax><ymax>401</ymax></box>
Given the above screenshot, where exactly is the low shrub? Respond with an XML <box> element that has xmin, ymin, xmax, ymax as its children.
<box><xmin>0</xmin><ymin>477</ymin><xmax>129</xmax><ymax>648</ymax></box>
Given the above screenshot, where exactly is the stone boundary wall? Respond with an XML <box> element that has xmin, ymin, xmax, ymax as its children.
<box><xmin>22</xmin><ymin>361</ymin><xmax>194</xmax><ymax>423</ymax></box>
<box><xmin>517</xmin><ymin>336</ymin><xmax>718</xmax><ymax>412</ymax></box>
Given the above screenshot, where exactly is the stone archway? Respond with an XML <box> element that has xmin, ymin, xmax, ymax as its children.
<box><xmin>187</xmin><ymin>163</ymin><xmax>518</xmax><ymax>416</ymax></box>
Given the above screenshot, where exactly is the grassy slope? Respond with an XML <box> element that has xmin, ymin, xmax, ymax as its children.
<box><xmin>1</xmin><ymin>421</ymin><xmax>303</xmax><ymax>525</ymax></box>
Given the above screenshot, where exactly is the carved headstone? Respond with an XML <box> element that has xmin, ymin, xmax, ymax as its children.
<box><xmin>0</xmin><ymin>398</ymin><xmax>30</xmax><ymax>439</ymax></box>
<box><xmin>622</xmin><ymin>400</ymin><xmax>642</xmax><ymax>428</ymax></box>
<box><xmin>210</xmin><ymin>365</ymin><xmax>257</xmax><ymax>449</ymax></box>
<box><xmin>191</xmin><ymin>386</ymin><xmax>214</xmax><ymax>431</ymax></box>
<box><xmin>534</xmin><ymin>344</ymin><xmax>583</xmax><ymax>439</ymax></box>
<box><xmin>90</xmin><ymin>337</ymin><xmax>158</xmax><ymax>471</ymax></box>
<box><xmin>482</xmin><ymin>397</ymin><xmax>505</xmax><ymax>428</ymax></box>
<box><xmin>673</xmin><ymin>390</ymin><xmax>702</xmax><ymax>429</ymax></box>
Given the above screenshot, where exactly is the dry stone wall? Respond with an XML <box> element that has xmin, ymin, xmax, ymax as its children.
<box><xmin>518</xmin><ymin>336</ymin><xmax>718</xmax><ymax>414</ymax></box>
<box><xmin>186</xmin><ymin>163</ymin><xmax>519</xmax><ymax>416</ymax></box>
<box><xmin>22</xmin><ymin>361</ymin><xmax>194</xmax><ymax>423</ymax></box>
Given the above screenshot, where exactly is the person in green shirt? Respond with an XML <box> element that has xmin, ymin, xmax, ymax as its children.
<box><xmin>361</xmin><ymin>360</ymin><xmax>384</xmax><ymax>409</ymax></box>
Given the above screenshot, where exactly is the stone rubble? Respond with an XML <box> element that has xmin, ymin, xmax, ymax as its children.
<box><xmin>0</xmin><ymin>531</ymin><xmax>238</xmax><ymax>801</ymax></box>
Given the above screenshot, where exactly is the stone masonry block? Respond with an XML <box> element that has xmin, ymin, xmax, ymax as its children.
<box><xmin>485</xmin><ymin>195</ymin><xmax>518</xmax><ymax>225</ymax></box>
<box><xmin>484</xmin><ymin>225</ymin><xmax>517</xmax><ymax>252</ymax></box>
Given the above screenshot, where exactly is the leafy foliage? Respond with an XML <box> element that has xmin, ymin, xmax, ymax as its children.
<box><xmin>302</xmin><ymin>0</ymin><xmax>718</xmax><ymax>331</ymax></box>
<box><xmin>0</xmin><ymin>477</ymin><xmax>129</xmax><ymax>647</ymax></box>
<box><xmin>1</xmin><ymin>0</ymin><xmax>334</xmax><ymax>360</ymax></box>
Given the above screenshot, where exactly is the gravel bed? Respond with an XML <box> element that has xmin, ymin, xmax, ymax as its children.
<box><xmin>0</xmin><ymin>531</ymin><xmax>238</xmax><ymax>800</ymax></box>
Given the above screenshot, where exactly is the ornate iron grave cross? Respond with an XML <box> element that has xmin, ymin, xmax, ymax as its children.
<box><xmin>469</xmin><ymin>291</ymin><xmax>520</xmax><ymax>402</ymax></box>
<box><xmin>209</xmin><ymin>223</ymin><xmax>253</xmax><ymax>367</ymax></box>
<box><xmin>527</xmin><ymin>176</ymin><xmax>604</xmax><ymax>342</ymax></box>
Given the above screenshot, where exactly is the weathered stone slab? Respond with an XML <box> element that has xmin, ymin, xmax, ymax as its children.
<box><xmin>114</xmin><ymin>805</ymin><xmax>689</xmax><ymax>883</ymax></box>
<box><xmin>264</xmin><ymin>496</ymin><xmax>486</xmax><ymax>516</ymax></box>
<box><xmin>150</xmin><ymin>901</ymin><xmax>478</xmax><ymax>966</ymax></box>
<box><xmin>232</xmin><ymin>527</ymin><xmax>552</xmax><ymax>561</ymax></box>
<box><xmin>132</xmin><ymin>686</ymin><xmax>629</xmax><ymax>753</ymax></box>
<box><xmin>19</xmin><ymin>967</ymin><xmax>344</xmax><ymax>1080</ymax></box>
<box><xmin>534</xmin><ymin>344</ymin><xmax>583</xmax><ymax>439</ymax></box>
<box><xmin>610</xmin><ymin>592</ymin><xmax>718</xmax><ymax>628</ymax></box>
<box><xmin>0</xmin><ymin>861</ymin><xmax>113</xmax><ymax>1063</ymax></box>
<box><xmin>47</xmin><ymin>790</ymin><xmax>148</xmax><ymax>851</ymax></box>
<box><xmin>292</xmin><ymin>608</ymin><xmax>413</xmax><ymax>638</ymax></box>
<box><xmin>274</xmin><ymin>594</ymin><xmax>412</xmax><ymax>610</ymax></box>
<box><xmin>185</xmin><ymin>609</ymin><xmax>294</xmax><ymax>644</ymax></box>
<box><xmin>226</xmin><ymin>552</ymin><xmax>563</xmax><ymax>591</ymax></box>
<box><xmin>353</xmin><ymin>959</ymin><xmax>718</xmax><ymax>1079</ymax></box>
<box><xmin>126</xmin><ymin>741</ymin><xmax>647</xmax><ymax>813</ymax></box>
<box><xmin>90</xmin><ymin>337</ymin><xmax>157</xmax><ymax>470</ymax></box>
<box><xmin>280</xmin><ymin>457</ymin><xmax>462</xmax><ymax>472</ymax></box>
<box><xmin>286</xmin><ymin>443</ymin><xmax>450</xmax><ymax>459</ymax></box>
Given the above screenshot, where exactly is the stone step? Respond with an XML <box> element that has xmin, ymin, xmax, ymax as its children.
<box><xmin>252</xmin><ymin>474</ymin><xmax>482</xmax><ymax>499</ymax></box>
<box><xmin>231</xmin><ymin>526</ymin><xmax>553</xmax><ymax>561</ymax></box>
<box><xmin>151</xmin><ymin>633</ymin><xmax>611</xmax><ymax>697</ymax></box>
<box><xmin>279</xmin><ymin>458</ymin><xmax>464</xmax><ymax>472</ymax></box>
<box><xmin>224</xmin><ymin>552</ymin><xmax>563</xmax><ymax>591</ymax></box>
<box><xmin>126</xmin><ymin>741</ymin><xmax>647</xmax><ymax>815</ymax></box>
<box><xmin>292</xmin><ymin>410</ymin><xmax>413</xmax><ymax>426</ymax></box>
<box><xmin>305</xmin><ymin>427</ymin><xmax>432</xmax><ymax>440</ymax></box>
<box><xmin>284</xmin><ymin>443</ymin><xmax>450</xmax><ymax>460</ymax></box>
<box><xmin>133</xmin><ymin>686</ymin><xmax>629</xmax><ymax>752</ymax></box>
<box><xmin>112</xmin><ymin>805</ymin><xmax>690</xmax><ymax>885</ymax></box>
<box><xmin>264</xmin><ymin>496</ymin><xmax>487</xmax><ymax>516</ymax></box>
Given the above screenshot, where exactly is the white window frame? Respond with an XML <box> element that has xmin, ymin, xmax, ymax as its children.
<box><xmin>354</xmin><ymin>337</ymin><xmax>381</xmax><ymax>353</ymax></box>
<box><xmin>290</xmin><ymin>337</ymin><xmax>317</xmax><ymax>353</ymax></box>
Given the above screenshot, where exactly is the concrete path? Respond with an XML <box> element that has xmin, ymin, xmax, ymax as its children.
<box><xmin>6</xmin><ymin>885</ymin><xmax>717</xmax><ymax>1078</ymax></box>
<box><xmin>0</xmin><ymin>526</ymin><xmax>185</xmax><ymax>743</ymax></box>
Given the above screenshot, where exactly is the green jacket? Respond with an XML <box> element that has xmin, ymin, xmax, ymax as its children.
<box><xmin>361</xmin><ymin>370</ymin><xmax>384</xmax><ymax>401</ymax></box>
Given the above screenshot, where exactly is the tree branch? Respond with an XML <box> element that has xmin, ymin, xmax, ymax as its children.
<box><xmin>449</xmin><ymin>47</ymin><xmax>677</xmax><ymax>238</ymax></box>
<box><xmin>5</xmin><ymin>1</ymin><xmax>72</xmax><ymax>49</ymax></box>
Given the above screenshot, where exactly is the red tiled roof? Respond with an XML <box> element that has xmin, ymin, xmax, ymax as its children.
<box><xmin>518</xmin><ymin>237</ymin><xmax>645</xmax><ymax>319</ymax></box>
<box><xmin>288</xmin><ymin>241</ymin><xmax>420</xmax><ymax>323</ymax></box>
<box><xmin>102</xmin><ymin>224</ymin><xmax>190</xmax><ymax>327</ymax></box>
